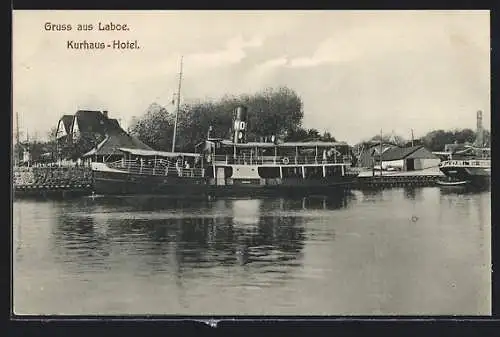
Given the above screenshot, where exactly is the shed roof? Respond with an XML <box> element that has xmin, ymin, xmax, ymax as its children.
<box><xmin>82</xmin><ymin>133</ymin><xmax>152</xmax><ymax>157</ymax></box>
<box><xmin>380</xmin><ymin>145</ymin><xmax>435</xmax><ymax>161</ymax></box>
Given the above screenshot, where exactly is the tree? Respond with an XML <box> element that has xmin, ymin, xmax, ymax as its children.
<box><xmin>284</xmin><ymin>127</ymin><xmax>309</xmax><ymax>142</ymax></box>
<box><xmin>453</xmin><ymin>128</ymin><xmax>475</xmax><ymax>144</ymax></box>
<box><xmin>483</xmin><ymin>129</ymin><xmax>491</xmax><ymax>146</ymax></box>
<box><xmin>369</xmin><ymin>133</ymin><xmax>406</xmax><ymax>146</ymax></box>
<box><xmin>420</xmin><ymin>128</ymin><xmax>481</xmax><ymax>151</ymax></box>
<box><xmin>129</xmin><ymin>103</ymin><xmax>175</xmax><ymax>151</ymax></box>
<box><xmin>242</xmin><ymin>87</ymin><xmax>304</xmax><ymax>141</ymax></box>
<box><xmin>26</xmin><ymin>141</ymin><xmax>47</xmax><ymax>162</ymax></box>
<box><xmin>130</xmin><ymin>87</ymin><xmax>308</xmax><ymax>152</ymax></box>
<box><xmin>321</xmin><ymin>131</ymin><xmax>336</xmax><ymax>142</ymax></box>
<box><xmin>404</xmin><ymin>138</ymin><xmax>423</xmax><ymax>147</ymax></box>
<box><xmin>44</xmin><ymin>127</ymin><xmax>58</xmax><ymax>161</ymax></box>
<box><xmin>70</xmin><ymin>132</ymin><xmax>106</xmax><ymax>160</ymax></box>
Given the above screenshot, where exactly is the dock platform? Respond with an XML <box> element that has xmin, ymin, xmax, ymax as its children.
<box><xmin>355</xmin><ymin>175</ymin><xmax>442</xmax><ymax>188</ymax></box>
<box><xmin>353</xmin><ymin>167</ymin><xmax>444</xmax><ymax>188</ymax></box>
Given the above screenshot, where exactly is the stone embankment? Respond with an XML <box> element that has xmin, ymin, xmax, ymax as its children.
<box><xmin>13</xmin><ymin>166</ymin><xmax>93</xmax><ymax>197</ymax></box>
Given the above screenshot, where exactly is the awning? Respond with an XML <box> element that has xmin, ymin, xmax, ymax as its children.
<box><xmin>218</xmin><ymin>140</ymin><xmax>348</xmax><ymax>148</ymax></box>
<box><xmin>278</xmin><ymin>141</ymin><xmax>348</xmax><ymax>148</ymax></box>
<box><xmin>118</xmin><ymin>147</ymin><xmax>201</xmax><ymax>158</ymax></box>
<box><xmin>220</xmin><ymin>140</ymin><xmax>276</xmax><ymax>148</ymax></box>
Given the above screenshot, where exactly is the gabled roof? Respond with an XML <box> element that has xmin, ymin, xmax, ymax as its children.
<box><xmin>56</xmin><ymin>115</ymin><xmax>75</xmax><ymax>139</ymax></box>
<box><xmin>60</xmin><ymin>115</ymin><xmax>74</xmax><ymax>132</ymax></box>
<box><xmin>72</xmin><ymin>110</ymin><xmax>122</xmax><ymax>135</ymax></box>
<box><xmin>379</xmin><ymin>145</ymin><xmax>425</xmax><ymax>161</ymax></box>
<box><xmin>82</xmin><ymin>133</ymin><xmax>152</xmax><ymax>157</ymax></box>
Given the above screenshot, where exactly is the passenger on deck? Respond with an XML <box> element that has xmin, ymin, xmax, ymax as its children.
<box><xmin>165</xmin><ymin>159</ymin><xmax>170</xmax><ymax>176</ymax></box>
<box><xmin>185</xmin><ymin>161</ymin><xmax>192</xmax><ymax>177</ymax></box>
<box><xmin>176</xmin><ymin>158</ymin><xmax>182</xmax><ymax>177</ymax></box>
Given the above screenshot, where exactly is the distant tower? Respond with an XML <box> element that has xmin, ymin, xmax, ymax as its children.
<box><xmin>476</xmin><ymin>110</ymin><xmax>484</xmax><ymax>147</ymax></box>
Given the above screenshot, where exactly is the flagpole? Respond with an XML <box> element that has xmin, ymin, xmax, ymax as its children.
<box><xmin>171</xmin><ymin>56</ymin><xmax>183</xmax><ymax>153</ymax></box>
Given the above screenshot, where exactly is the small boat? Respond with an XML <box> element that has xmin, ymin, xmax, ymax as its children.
<box><xmin>436</xmin><ymin>179</ymin><xmax>470</xmax><ymax>186</ymax></box>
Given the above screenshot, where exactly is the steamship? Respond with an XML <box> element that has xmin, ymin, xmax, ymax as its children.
<box><xmin>437</xmin><ymin>110</ymin><xmax>491</xmax><ymax>188</ymax></box>
<box><xmin>91</xmin><ymin>106</ymin><xmax>359</xmax><ymax>196</ymax></box>
<box><xmin>438</xmin><ymin>146</ymin><xmax>490</xmax><ymax>187</ymax></box>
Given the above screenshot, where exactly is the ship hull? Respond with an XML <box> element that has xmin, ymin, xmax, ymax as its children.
<box><xmin>207</xmin><ymin>177</ymin><xmax>357</xmax><ymax>197</ymax></box>
<box><xmin>439</xmin><ymin>166</ymin><xmax>490</xmax><ymax>187</ymax></box>
<box><xmin>92</xmin><ymin>165</ymin><xmax>357</xmax><ymax>197</ymax></box>
<box><xmin>92</xmin><ymin>168</ymin><xmax>207</xmax><ymax>196</ymax></box>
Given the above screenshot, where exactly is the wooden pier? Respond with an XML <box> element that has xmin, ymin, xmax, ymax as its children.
<box><xmin>354</xmin><ymin>174</ymin><xmax>442</xmax><ymax>189</ymax></box>
<box><xmin>353</xmin><ymin>167</ymin><xmax>444</xmax><ymax>189</ymax></box>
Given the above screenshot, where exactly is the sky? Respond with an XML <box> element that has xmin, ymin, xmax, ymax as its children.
<box><xmin>12</xmin><ymin>10</ymin><xmax>490</xmax><ymax>144</ymax></box>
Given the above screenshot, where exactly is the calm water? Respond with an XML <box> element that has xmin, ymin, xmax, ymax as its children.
<box><xmin>13</xmin><ymin>187</ymin><xmax>491</xmax><ymax>315</ymax></box>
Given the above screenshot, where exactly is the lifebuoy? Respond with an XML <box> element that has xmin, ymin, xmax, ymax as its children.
<box><xmin>282</xmin><ymin>157</ymin><xmax>290</xmax><ymax>165</ymax></box>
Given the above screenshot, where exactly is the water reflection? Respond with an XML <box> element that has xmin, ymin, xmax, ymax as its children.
<box><xmin>52</xmin><ymin>193</ymin><xmax>353</xmax><ymax>281</ymax></box>
<box><xmin>356</xmin><ymin>188</ymin><xmax>384</xmax><ymax>203</ymax></box>
<box><xmin>14</xmin><ymin>187</ymin><xmax>491</xmax><ymax>315</ymax></box>
<box><xmin>403</xmin><ymin>187</ymin><xmax>425</xmax><ymax>201</ymax></box>
<box><xmin>438</xmin><ymin>184</ymin><xmax>490</xmax><ymax>196</ymax></box>
<box><xmin>438</xmin><ymin>185</ymin><xmax>490</xmax><ymax>226</ymax></box>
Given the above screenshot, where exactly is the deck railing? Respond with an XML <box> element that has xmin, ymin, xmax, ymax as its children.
<box><xmin>107</xmin><ymin>159</ymin><xmax>204</xmax><ymax>178</ymax></box>
<box><xmin>439</xmin><ymin>159</ymin><xmax>490</xmax><ymax>168</ymax></box>
<box><xmin>211</xmin><ymin>154</ymin><xmax>351</xmax><ymax>166</ymax></box>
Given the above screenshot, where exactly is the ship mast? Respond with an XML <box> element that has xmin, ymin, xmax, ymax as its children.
<box><xmin>171</xmin><ymin>56</ymin><xmax>183</xmax><ymax>153</ymax></box>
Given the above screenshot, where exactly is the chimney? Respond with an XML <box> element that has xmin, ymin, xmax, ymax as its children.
<box><xmin>232</xmin><ymin>105</ymin><xmax>248</xmax><ymax>144</ymax></box>
<box><xmin>103</xmin><ymin>110</ymin><xmax>108</xmax><ymax>118</ymax></box>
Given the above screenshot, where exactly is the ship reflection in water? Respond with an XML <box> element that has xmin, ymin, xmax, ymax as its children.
<box><xmin>13</xmin><ymin>187</ymin><xmax>490</xmax><ymax>315</ymax></box>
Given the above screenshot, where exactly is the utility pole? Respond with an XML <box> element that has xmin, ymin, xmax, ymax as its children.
<box><xmin>26</xmin><ymin>129</ymin><xmax>30</xmax><ymax>167</ymax></box>
<box><xmin>380</xmin><ymin>129</ymin><xmax>383</xmax><ymax>176</ymax></box>
<box><xmin>411</xmin><ymin>129</ymin><xmax>414</xmax><ymax>147</ymax></box>
<box><xmin>15</xmin><ymin>111</ymin><xmax>20</xmax><ymax>167</ymax></box>
<box><xmin>171</xmin><ymin>56</ymin><xmax>183</xmax><ymax>153</ymax></box>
